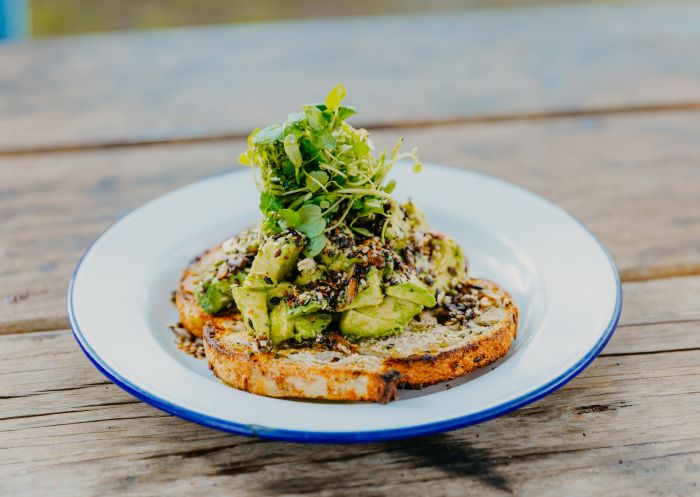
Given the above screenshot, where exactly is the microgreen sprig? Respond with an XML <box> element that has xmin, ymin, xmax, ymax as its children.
<box><xmin>239</xmin><ymin>84</ymin><xmax>422</xmax><ymax>257</ymax></box>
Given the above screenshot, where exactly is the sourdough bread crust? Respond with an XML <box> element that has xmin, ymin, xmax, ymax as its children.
<box><xmin>386</xmin><ymin>300</ymin><xmax>518</xmax><ymax>388</ymax></box>
<box><xmin>204</xmin><ymin>320</ymin><xmax>401</xmax><ymax>403</ymax></box>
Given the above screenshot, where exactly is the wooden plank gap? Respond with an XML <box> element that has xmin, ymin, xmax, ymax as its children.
<box><xmin>1</xmin><ymin>101</ymin><xmax>699</xmax><ymax>158</ymax></box>
<box><xmin>599</xmin><ymin>347</ymin><xmax>700</xmax><ymax>358</ymax></box>
<box><xmin>619</xmin><ymin>263</ymin><xmax>700</xmax><ymax>282</ymax></box>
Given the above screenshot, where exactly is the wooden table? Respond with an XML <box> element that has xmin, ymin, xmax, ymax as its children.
<box><xmin>2</xmin><ymin>3</ymin><xmax>699</xmax><ymax>496</ymax></box>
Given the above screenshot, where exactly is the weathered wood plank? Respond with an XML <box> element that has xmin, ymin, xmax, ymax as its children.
<box><xmin>0</xmin><ymin>314</ymin><xmax>698</xmax><ymax>421</ymax></box>
<box><xmin>2</xmin><ymin>112</ymin><xmax>700</xmax><ymax>333</ymax></box>
<box><xmin>604</xmin><ymin>278</ymin><xmax>700</xmax><ymax>356</ymax></box>
<box><xmin>2</xmin><ymin>3</ymin><xmax>700</xmax><ymax>151</ymax></box>
<box><xmin>1</xmin><ymin>326</ymin><xmax>698</xmax><ymax>497</ymax></box>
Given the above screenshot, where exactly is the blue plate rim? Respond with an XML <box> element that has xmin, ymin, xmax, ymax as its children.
<box><xmin>67</xmin><ymin>168</ymin><xmax>622</xmax><ymax>444</ymax></box>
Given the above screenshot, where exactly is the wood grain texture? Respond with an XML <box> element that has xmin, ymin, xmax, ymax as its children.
<box><xmin>1</xmin><ymin>318</ymin><xmax>699</xmax><ymax>496</ymax></box>
<box><xmin>3</xmin><ymin>5</ymin><xmax>700</xmax><ymax>495</ymax></box>
<box><xmin>2</xmin><ymin>112</ymin><xmax>700</xmax><ymax>333</ymax></box>
<box><xmin>2</xmin><ymin>3</ymin><xmax>700</xmax><ymax>151</ymax></box>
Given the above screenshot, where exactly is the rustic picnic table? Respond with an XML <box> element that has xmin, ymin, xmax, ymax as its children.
<box><xmin>2</xmin><ymin>3</ymin><xmax>700</xmax><ymax>496</ymax></box>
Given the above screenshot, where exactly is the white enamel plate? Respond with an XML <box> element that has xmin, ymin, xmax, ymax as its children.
<box><xmin>69</xmin><ymin>164</ymin><xmax>621</xmax><ymax>442</ymax></box>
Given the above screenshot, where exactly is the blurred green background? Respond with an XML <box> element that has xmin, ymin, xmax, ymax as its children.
<box><xmin>31</xmin><ymin>0</ymin><xmax>577</xmax><ymax>37</ymax></box>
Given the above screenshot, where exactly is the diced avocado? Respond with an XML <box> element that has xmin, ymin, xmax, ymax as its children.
<box><xmin>429</xmin><ymin>235</ymin><xmax>466</xmax><ymax>291</ymax></box>
<box><xmin>326</xmin><ymin>255</ymin><xmax>362</xmax><ymax>272</ymax></box>
<box><xmin>356</xmin><ymin>296</ymin><xmax>422</xmax><ymax>324</ymax></box>
<box><xmin>270</xmin><ymin>304</ymin><xmax>331</xmax><ymax>345</ymax></box>
<box><xmin>402</xmin><ymin>201</ymin><xmax>429</xmax><ymax>230</ymax></box>
<box><xmin>269</xmin><ymin>302</ymin><xmax>295</xmax><ymax>345</ymax></box>
<box><xmin>341</xmin><ymin>268</ymin><xmax>383</xmax><ymax>310</ymax></box>
<box><xmin>294</xmin><ymin>263</ymin><xmax>326</xmax><ymax>286</ymax></box>
<box><xmin>339</xmin><ymin>310</ymin><xmax>403</xmax><ymax>338</ymax></box>
<box><xmin>386</xmin><ymin>279</ymin><xmax>437</xmax><ymax>308</ymax></box>
<box><xmin>246</xmin><ymin>230</ymin><xmax>304</xmax><ymax>286</ymax></box>
<box><xmin>294</xmin><ymin>313</ymin><xmax>332</xmax><ymax>341</ymax></box>
<box><xmin>266</xmin><ymin>282</ymin><xmax>293</xmax><ymax>305</ymax></box>
<box><xmin>244</xmin><ymin>273</ymin><xmax>277</xmax><ymax>290</ymax></box>
<box><xmin>287</xmin><ymin>300</ymin><xmax>323</xmax><ymax>318</ymax></box>
<box><xmin>232</xmin><ymin>287</ymin><xmax>269</xmax><ymax>337</ymax></box>
<box><xmin>196</xmin><ymin>278</ymin><xmax>234</xmax><ymax>314</ymax></box>
<box><xmin>318</xmin><ymin>227</ymin><xmax>357</xmax><ymax>271</ymax></box>
<box><xmin>339</xmin><ymin>296</ymin><xmax>422</xmax><ymax>339</ymax></box>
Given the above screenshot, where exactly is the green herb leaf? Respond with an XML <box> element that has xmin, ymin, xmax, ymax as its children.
<box><xmin>353</xmin><ymin>141</ymin><xmax>370</xmax><ymax>155</ymax></box>
<box><xmin>306</xmin><ymin>171</ymin><xmax>329</xmax><ymax>192</ymax></box>
<box><xmin>240</xmin><ymin>84</ymin><xmax>422</xmax><ymax>250</ymax></box>
<box><xmin>263</xmin><ymin>216</ymin><xmax>280</xmax><ymax>233</ymax></box>
<box><xmin>325</xmin><ymin>83</ymin><xmax>347</xmax><ymax>111</ymax></box>
<box><xmin>337</xmin><ymin>105</ymin><xmax>357</xmax><ymax>121</ymax></box>
<box><xmin>296</xmin><ymin>204</ymin><xmax>326</xmax><ymax>238</ymax></box>
<box><xmin>281</xmin><ymin>160</ymin><xmax>295</xmax><ymax>177</ymax></box>
<box><xmin>252</xmin><ymin>125</ymin><xmax>283</xmax><ymax>145</ymax></box>
<box><xmin>383</xmin><ymin>179</ymin><xmax>396</xmax><ymax>193</ymax></box>
<box><xmin>284</xmin><ymin>133</ymin><xmax>303</xmax><ymax>168</ymax></box>
<box><xmin>318</xmin><ymin>130</ymin><xmax>336</xmax><ymax>149</ymax></box>
<box><xmin>363</xmin><ymin>197</ymin><xmax>384</xmax><ymax>211</ymax></box>
<box><xmin>287</xmin><ymin>112</ymin><xmax>306</xmax><ymax>124</ymax></box>
<box><xmin>304</xmin><ymin>105</ymin><xmax>326</xmax><ymax>130</ymax></box>
<box><xmin>351</xmin><ymin>226</ymin><xmax>373</xmax><ymax>237</ymax></box>
<box><xmin>278</xmin><ymin>208</ymin><xmax>301</xmax><ymax>228</ymax></box>
<box><xmin>305</xmin><ymin>234</ymin><xmax>328</xmax><ymax>258</ymax></box>
<box><xmin>259</xmin><ymin>192</ymin><xmax>282</xmax><ymax>213</ymax></box>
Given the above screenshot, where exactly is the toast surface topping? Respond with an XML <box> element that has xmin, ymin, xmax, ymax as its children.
<box><xmin>174</xmin><ymin>85</ymin><xmax>518</xmax><ymax>402</ymax></box>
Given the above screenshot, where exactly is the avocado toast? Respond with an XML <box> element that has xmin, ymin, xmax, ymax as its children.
<box><xmin>175</xmin><ymin>85</ymin><xmax>518</xmax><ymax>403</ymax></box>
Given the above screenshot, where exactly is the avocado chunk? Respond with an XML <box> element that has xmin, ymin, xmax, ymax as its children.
<box><xmin>246</xmin><ymin>230</ymin><xmax>304</xmax><ymax>286</ymax></box>
<box><xmin>287</xmin><ymin>298</ymin><xmax>324</xmax><ymax>318</ymax></box>
<box><xmin>356</xmin><ymin>296</ymin><xmax>422</xmax><ymax>324</ymax></box>
<box><xmin>294</xmin><ymin>313</ymin><xmax>332</xmax><ymax>341</ymax></box>
<box><xmin>341</xmin><ymin>268</ymin><xmax>383</xmax><ymax>311</ymax></box>
<box><xmin>339</xmin><ymin>310</ymin><xmax>403</xmax><ymax>338</ymax></box>
<box><xmin>266</xmin><ymin>282</ymin><xmax>293</xmax><ymax>305</ymax></box>
<box><xmin>326</xmin><ymin>255</ymin><xmax>362</xmax><ymax>273</ymax></box>
<box><xmin>294</xmin><ymin>262</ymin><xmax>326</xmax><ymax>287</ymax></box>
<box><xmin>318</xmin><ymin>227</ymin><xmax>359</xmax><ymax>272</ymax></box>
<box><xmin>428</xmin><ymin>235</ymin><xmax>466</xmax><ymax>291</ymax></box>
<box><xmin>386</xmin><ymin>280</ymin><xmax>436</xmax><ymax>308</ymax></box>
<box><xmin>270</xmin><ymin>303</ymin><xmax>331</xmax><ymax>345</ymax></box>
<box><xmin>403</xmin><ymin>201</ymin><xmax>429</xmax><ymax>231</ymax></box>
<box><xmin>269</xmin><ymin>302</ymin><xmax>295</xmax><ymax>345</ymax></box>
<box><xmin>340</xmin><ymin>296</ymin><xmax>422</xmax><ymax>338</ymax></box>
<box><xmin>244</xmin><ymin>273</ymin><xmax>277</xmax><ymax>290</ymax></box>
<box><xmin>197</xmin><ymin>278</ymin><xmax>234</xmax><ymax>314</ymax></box>
<box><xmin>232</xmin><ymin>286</ymin><xmax>269</xmax><ymax>337</ymax></box>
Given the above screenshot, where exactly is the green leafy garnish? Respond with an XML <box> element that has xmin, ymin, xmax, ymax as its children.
<box><xmin>305</xmin><ymin>234</ymin><xmax>328</xmax><ymax>258</ymax></box>
<box><xmin>240</xmin><ymin>84</ymin><xmax>422</xmax><ymax>254</ymax></box>
<box><xmin>295</xmin><ymin>204</ymin><xmax>325</xmax><ymax>238</ymax></box>
<box><xmin>325</xmin><ymin>84</ymin><xmax>346</xmax><ymax>111</ymax></box>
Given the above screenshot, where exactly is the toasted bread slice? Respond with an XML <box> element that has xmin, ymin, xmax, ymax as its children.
<box><xmin>372</xmin><ymin>281</ymin><xmax>517</xmax><ymax>389</ymax></box>
<box><xmin>175</xmin><ymin>243</ymin><xmax>236</xmax><ymax>338</ymax></box>
<box><xmin>202</xmin><ymin>278</ymin><xmax>517</xmax><ymax>403</ymax></box>
<box><xmin>205</xmin><ymin>319</ymin><xmax>404</xmax><ymax>403</ymax></box>
<box><xmin>178</xmin><ymin>242</ymin><xmax>518</xmax><ymax>402</ymax></box>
